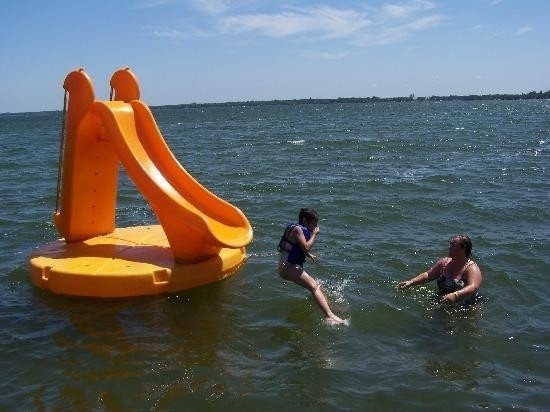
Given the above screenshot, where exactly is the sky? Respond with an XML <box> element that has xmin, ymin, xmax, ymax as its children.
<box><xmin>1</xmin><ymin>0</ymin><xmax>549</xmax><ymax>113</ymax></box>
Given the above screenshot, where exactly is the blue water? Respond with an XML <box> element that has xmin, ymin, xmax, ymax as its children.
<box><xmin>1</xmin><ymin>99</ymin><xmax>549</xmax><ymax>410</ymax></box>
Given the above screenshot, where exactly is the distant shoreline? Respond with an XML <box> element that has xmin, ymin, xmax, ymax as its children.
<box><xmin>2</xmin><ymin>90</ymin><xmax>549</xmax><ymax>115</ymax></box>
<box><xmin>154</xmin><ymin>90</ymin><xmax>550</xmax><ymax>109</ymax></box>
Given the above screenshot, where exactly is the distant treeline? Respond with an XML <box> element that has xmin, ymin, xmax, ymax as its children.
<box><xmin>155</xmin><ymin>90</ymin><xmax>550</xmax><ymax>109</ymax></box>
<box><xmin>416</xmin><ymin>90</ymin><xmax>550</xmax><ymax>102</ymax></box>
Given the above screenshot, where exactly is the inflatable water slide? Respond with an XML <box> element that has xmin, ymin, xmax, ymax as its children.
<box><xmin>29</xmin><ymin>68</ymin><xmax>253</xmax><ymax>297</ymax></box>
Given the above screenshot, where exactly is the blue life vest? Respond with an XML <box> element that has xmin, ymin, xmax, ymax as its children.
<box><xmin>277</xmin><ymin>223</ymin><xmax>311</xmax><ymax>267</ymax></box>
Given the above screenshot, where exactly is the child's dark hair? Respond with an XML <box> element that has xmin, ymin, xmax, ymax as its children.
<box><xmin>298</xmin><ymin>208</ymin><xmax>319</xmax><ymax>223</ymax></box>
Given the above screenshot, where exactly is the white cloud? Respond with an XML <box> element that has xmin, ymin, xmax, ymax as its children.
<box><xmin>218</xmin><ymin>2</ymin><xmax>443</xmax><ymax>46</ymax></box>
<box><xmin>191</xmin><ymin>0</ymin><xmax>235</xmax><ymax>15</ymax></box>
<box><xmin>151</xmin><ymin>28</ymin><xmax>211</xmax><ymax>39</ymax></box>
<box><xmin>307</xmin><ymin>51</ymin><xmax>350</xmax><ymax>60</ymax></box>
<box><xmin>514</xmin><ymin>26</ymin><xmax>533</xmax><ymax>36</ymax></box>
<box><xmin>135</xmin><ymin>0</ymin><xmax>175</xmax><ymax>9</ymax></box>
<box><xmin>382</xmin><ymin>0</ymin><xmax>436</xmax><ymax>19</ymax></box>
<box><xmin>154</xmin><ymin>1</ymin><xmax>444</xmax><ymax>50</ymax></box>
<box><xmin>353</xmin><ymin>14</ymin><xmax>444</xmax><ymax>47</ymax></box>
<box><xmin>467</xmin><ymin>24</ymin><xmax>493</xmax><ymax>32</ymax></box>
<box><xmin>220</xmin><ymin>6</ymin><xmax>371</xmax><ymax>40</ymax></box>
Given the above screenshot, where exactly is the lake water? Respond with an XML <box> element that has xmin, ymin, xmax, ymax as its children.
<box><xmin>0</xmin><ymin>99</ymin><xmax>549</xmax><ymax>410</ymax></box>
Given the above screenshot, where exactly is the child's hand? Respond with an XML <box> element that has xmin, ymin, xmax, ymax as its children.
<box><xmin>308</xmin><ymin>252</ymin><xmax>318</xmax><ymax>262</ymax></box>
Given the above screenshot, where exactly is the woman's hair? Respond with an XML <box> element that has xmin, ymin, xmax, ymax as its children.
<box><xmin>451</xmin><ymin>234</ymin><xmax>472</xmax><ymax>257</ymax></box>
<box><xmin>298</xmin><ymin>208</ymin><xmax>319</xmax><ymax>224</ymax></box>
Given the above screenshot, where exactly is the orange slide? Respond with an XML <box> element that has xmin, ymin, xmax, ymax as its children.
<box><xmin>29</xmin><ymin>68</ymin><xmax>253</xmax><ymax>297</ymax></box>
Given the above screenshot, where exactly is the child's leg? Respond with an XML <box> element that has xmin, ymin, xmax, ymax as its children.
<box><xmin>278</xmin><ymin>263</ymin><xmax>344</xmax><ymax>323</ymax></box>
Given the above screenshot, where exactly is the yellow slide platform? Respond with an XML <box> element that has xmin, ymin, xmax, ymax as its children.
<box><xmin>29</xmin><ymin>68</ymin><xmax>253</xmax><ymax>297</ymax></box>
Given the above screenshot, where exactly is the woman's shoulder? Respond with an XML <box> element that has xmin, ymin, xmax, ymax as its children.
<box><xmin>429</xmin><ymin>257</ymin><xmax>449</xmax><ymax>274</ymax></box>
<box><xmin>436</xmin><ymin>257</ymin><xmax>451</xmax><ymax>266</ymax></box>
<box><xmin>465</xmin><ymin>259</ymin><xmax>481</xmax><ymax>273</ymax></box>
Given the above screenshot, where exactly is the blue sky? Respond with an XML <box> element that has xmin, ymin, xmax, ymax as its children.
<box><xmin>1</xmin><ymin>0</ymin><xmax>549</xmax><ymax>113</ymax></box>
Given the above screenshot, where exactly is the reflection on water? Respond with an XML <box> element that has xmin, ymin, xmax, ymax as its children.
<box><xmin>27</xmin><ymin>283</ymin><xmax>230</xmax><ymax>409</ymax></box>
<box><xmin>424</xmin><ymin>359</ymin><xmax>482</xmax><ymax>390</ymax></box>
<box><xmin>396</xmin><ymin>283</ymin><xmax>488</xmax><ymax>392</ymax></box>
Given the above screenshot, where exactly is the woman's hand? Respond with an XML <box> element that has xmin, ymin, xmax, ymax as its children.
<box><xmin>441</xmin><ymin>291</ymin><xmax>461</xmax><ymax>304</ymax></box>
<box><xmin>398</xmin><ymin>280</ymin><xmax>413</xmax><ymax>289</ymax></box>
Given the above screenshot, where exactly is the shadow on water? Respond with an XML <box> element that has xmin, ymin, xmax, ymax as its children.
<box><xmin>396</xmin><ymin>285</ymin><xmax>489</xmax><ymax>393</ymax></box>
<box><xmin>7</xmin><ymin>279</ymin><xmax>234</xmax><ymax>410</ymax></box>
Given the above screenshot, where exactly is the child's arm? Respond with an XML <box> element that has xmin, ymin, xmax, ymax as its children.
<box><xmin>293</xmin><ymin>225</ymin><xmax>319</xmax><ymax>261</ymax></box>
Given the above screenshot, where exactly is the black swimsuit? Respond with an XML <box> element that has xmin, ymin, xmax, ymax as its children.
<box><xmin>436</xmin><ymin>258</ymin><xmax>472</xmax><ymax>295</ymax></box>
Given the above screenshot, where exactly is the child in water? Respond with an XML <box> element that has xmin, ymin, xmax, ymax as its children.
<box><xmin>277</xmin><ymin>208</ymin><xmax>346</xmax><ymax>325</ymax></box>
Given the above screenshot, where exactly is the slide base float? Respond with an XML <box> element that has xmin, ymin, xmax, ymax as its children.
<box><xmin>29</xmin><ymin>225</ymin><xmax>246</xmax><ymax>297</ymax></box>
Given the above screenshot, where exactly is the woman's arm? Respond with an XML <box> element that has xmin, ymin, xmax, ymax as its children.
<box><xmin>398</xmin><ymin>259</ymin><xmax>444</xmax><ymax>289</ymax></box>
<box><xmin>441</xmin><ymin>262</ymin><xmax>482</xmax><ymax>303</ymax></box>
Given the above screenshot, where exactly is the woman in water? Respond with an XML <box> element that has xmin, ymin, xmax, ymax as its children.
<box><xmin>277</xmin><ymin>208</ymin><xmax>346</xmax><ymax>325</ymax></box>
<box><xmin>398</xmin><ymin>235</ymin><xmax>483</xmax><ymax>305</ymax></box>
